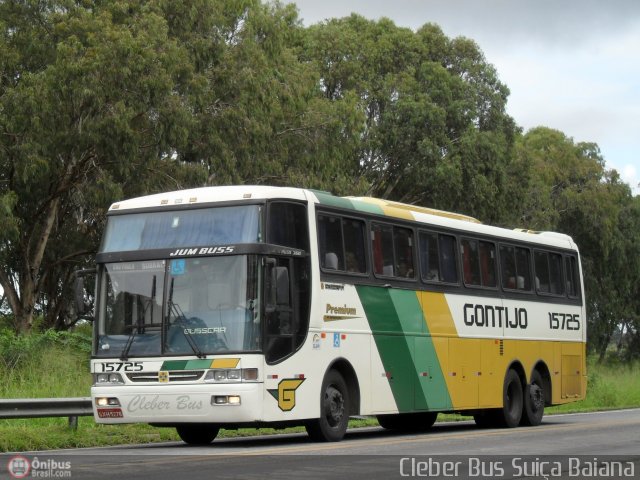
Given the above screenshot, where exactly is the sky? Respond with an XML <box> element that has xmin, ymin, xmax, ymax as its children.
<box><xmin>283</xmin><ymin>0</ymin><xmax>640</xmax><ymax>193</ymax></box>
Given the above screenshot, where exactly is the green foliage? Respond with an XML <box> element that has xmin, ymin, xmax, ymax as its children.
<box><xmin>303</xmin><ymin>16</ymin><xmax>519</xmax><ymax>220</ymax></box>
<box><xmin>548</xmin><ymin>358</ymin><xmax>640</xmax><ymax>413</ymax></box>
<box><xmin>509</xmin><ymin>127</ymin><xmax>640</xmax><ymax>360</ymax></box>
<box><xmin>0</xmin><ymin>329</ymin><xmax>91</xmax><ymax>372</ymax></box>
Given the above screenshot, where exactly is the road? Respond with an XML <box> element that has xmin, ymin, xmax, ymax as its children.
<box><xmin>2</xmin><ymin>409</ymin><xmax>639</xmax><ymax>479</ymax></box>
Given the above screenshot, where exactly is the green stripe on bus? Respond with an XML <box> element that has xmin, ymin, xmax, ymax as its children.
<box><xmin>356</xmin><ymin>286</ymin><xmax>424</xmax><ymax>412</ymax></box>
<box><xmin>350</xmin><ymin>199</ymin><xmax>385</xmax><ymax>215</ymax></box>
<box><xmin>312</xmin><ymin>190</ymin><xmax>384</xmax><ymax>215</ymax></box>
<box><xmin>357</xmin><ymin>286</ymin><xmax>453</xmax><ymax>412</ymax></box>
<box><xmin>160</xmin><ymin>359</ymin><xmax>213</xmax><ymax>370</ymax></box>
<box><xmin>388</xmin><ymin>290</ymin><xmax>452</xmax><ymax>410</ymax></box>
<box><xmin>160</xmin><ymin>360</ymin><xmax>189</xmax><ymax>370</ymax></box>
<box><xmin>186</xmin><ymin>359</ymin><xmax>215</xmax><ymax>369</ymax></box>
<box><xmin>311</xmin><ymin>190</ymin><xmax>355</xmax><ymax>210</ymax></box>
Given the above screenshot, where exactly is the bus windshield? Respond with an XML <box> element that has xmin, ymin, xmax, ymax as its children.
<box><xmin>95</xmin><ymin>256</ymin><xmax>261</xmax><ymax>357</ymax></box>
<box><xmin>100</xmin><ymin>205</ymin><xmax>262</xmax><ymax>253</ymax></box>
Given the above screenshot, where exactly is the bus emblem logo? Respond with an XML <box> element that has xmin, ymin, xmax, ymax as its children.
<box><xmin>158</xmin><ymin>371</ymin><xmax>169</xmax><ymax>383</ymax></box>
<box><xmin>268</xmin><ymin>378</ymin><xmax>305</xmax><ymax>412</ymax></box>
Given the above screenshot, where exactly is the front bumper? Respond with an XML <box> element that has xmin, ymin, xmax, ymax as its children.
<box><xmin>92</xmin><ymin>383</ymin><xmax>264</xmax><ymax>424</ymax></box>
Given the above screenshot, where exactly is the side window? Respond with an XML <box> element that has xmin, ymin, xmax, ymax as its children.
<box><xmin>480</xmin><ymin>241</ymin><xmax>497</xmax><ymax>287</ymax></box>
<box><xmin>343</xmin><ymin>218</ymin><xmax>367</xmax><ymax>273</ymax></box>
<box><xmin>318</xmin><ymin>215</ymin><xmax>344</xmax><ymax>270</ymax></box>
<box><xmin>268</xmin><ymin>202</ymin><xmax>309</xmax><ymax>250</ymax></box>
<box><xmin>371</xmin><ymin>224</ymin><xmax>395</xmax><ymax>276</ymax></box>
<box><xmin>461</xmin><ymin>239</ymin><xmax>480</xmax><ymax>286</ymax></box>
<box><xmin>371</xmin><ymin>223</ymin><xmax>415</xmax><ymax>279</ymax></box>
<box><xmin>500</xmin><ymin>245</ymin><xmax>532</xmax><ymax>291</ymax></box>
<box><xmin>439</xmin><ymin>234</ymin><xmax>459</xmax><ymax>283</ymax></box>
<box><xmin>317</xmin><ymin>214</ymin><xmax>367</xmax><ymax>274</ymax></box>
<box><xmin>420</xmin><ymin>232</ymin><xmax>459</xmax><ymax>284</ymax></box>
<box><xmin>515</xmin><ymin>247</ymin><xmax>532</xmax><ymax>291</ymax></box>
<box><xmin>565</xmin><ymin>255</ymin><xmax>581</xmax><ymax>298</ymax></box>
<box><xmin>394</xmin><ymin>227</ymin><xmax>415</xmax><ymax>279</ymax></box>
<box><xmin>534</xmin><ymin>251</ymin><xmax>550</xmax><ymax>293</ymax></box>
<box><xmin>535</xmin><ymin>250</ymin><xmax>564</xmax><ymax>295</ymax></box>
<box><xmin>461</xmin><ymin>238</ymin><xmax>496</xmax><ymax>288</ymax></box>
<box><xmin>549</xmin><ymin>252</ymin><xmax>564</xmax><ymax>294</ymax></box>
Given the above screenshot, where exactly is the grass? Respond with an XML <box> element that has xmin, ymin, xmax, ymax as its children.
<box><xmin>1</xmin><ymin>330</ymin><xmax>639</xmax><ymax>452</ymax></box>
<box><xmin>547</xmin><ymin>357</ymin><xmax>640</xmax><ymax>413</ymax></box>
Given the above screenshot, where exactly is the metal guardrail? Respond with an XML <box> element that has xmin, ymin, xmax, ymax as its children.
<box><xmin>0</xmin><ymin>397</ymin><xmax>93</xmax><ymax>429</ymax></box>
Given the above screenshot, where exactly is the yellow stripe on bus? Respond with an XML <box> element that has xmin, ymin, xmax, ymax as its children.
<box><xmin>211</xmin><ymin>358</ymin><xmax>240</xmax><ymax>368</ymax></box>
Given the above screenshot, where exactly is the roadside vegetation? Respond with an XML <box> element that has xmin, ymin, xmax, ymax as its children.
<box><xmin>1</xmin><ymin>330</ymin><xmax>639</xmax><ymax>452</ymax></box>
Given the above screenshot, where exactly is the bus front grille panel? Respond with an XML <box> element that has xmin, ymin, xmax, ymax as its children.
<box><xmin>126</xmin><ymin>370</ymin><xmax>205</xmax><ymax>383</ymax></box>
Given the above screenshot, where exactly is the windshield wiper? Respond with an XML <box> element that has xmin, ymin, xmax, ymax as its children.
<box><xmin>167</xmin><ymin>278</ymin><xmax>206</xmax><ymax>359</ymax></box>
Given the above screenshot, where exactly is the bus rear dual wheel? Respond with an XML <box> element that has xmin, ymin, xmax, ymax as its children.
<box><xmin>473</xmin><ymin>369</ymin><xmax>544</xmax><ymax>428</ymax></box>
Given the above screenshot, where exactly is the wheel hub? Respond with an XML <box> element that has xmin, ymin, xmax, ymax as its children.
<box><xmin>325</xmin><ymin>386</ymin><xmax>344</xmax><ymax>427</ymax></box>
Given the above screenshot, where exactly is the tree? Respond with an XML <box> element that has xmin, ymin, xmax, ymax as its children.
<box><xmin>0</xmin><ymin>0</ymin><xmax>204</xmax><ymax>332</ymax></box>
<box><xmin>162</xmin><ymin>0</ymin><xmax>365</xmax><ymax>193</ymax></box>
<box><xmin>514</xmin><ymin>127</ymin><xmax>639</xmax><ymax>360</ymax></box>
<box><xmin>303</xmin><ymin>17</ymin><xmax>519</xmax><ymax>219</ymax></box>
<box><xmin>0</xmin><ymin>0</ymin><xmax>364</xmax><ymax>332</ymax></box>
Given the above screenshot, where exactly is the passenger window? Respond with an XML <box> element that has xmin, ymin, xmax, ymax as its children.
<box><xmin>461</xmin><ymin>239</ymin><xmax>480</xmax><ymax>286</ymax></box>
<box><xmin>534</xmin><ymin>251</ymin><xmax>565</xmax><ymax>295</ymax></box>
<box><xmin>565</xmin><ymin>255</ymin><xmax>581</xmax><ymax>298</ymax></box>
<box><xmin>343</xmin><ymin>219</ymin><xmax>367</xmax><ymax>273</ymax></box>
<box><xmin>371</xmin><ymin>223</ymin><xmax>415</xmax><ymax>279</ymax></box>
<box><xmin>420</xmin><ymin>232</ymin><xmax>459</xmax><ymax>284</ymax></box>
<box><xmin>462</xmin><ymin>238</ymin><xmax>496</xmax><ymax>288</ymax></box>
<box><xmin>394</xmin><ymin>227</ymin><xmax>415</xmax><ymax>279</ymax></box>
<box><xmin>534</xmin><ymin>251</ymin><xmax>550</xmax><ymax>293</ymax></box>
<box><xmin>549</xmin><ymin>253</ymin><xmax>563</xmax><ymax>294</ymax></box>
<box><xmin>371</xmin><ymin>224</ymin><xmax>395</xmax><ymax>276</ymax></box>
<box><xmin>317</xmin><ymin>214</ymin><xmax>367</xmax><ymax>274</ymax></box>
<box><xmin>318</xmin><ymin>215</ymin><xmax>344</xmax><ymax>270</ymax></box>
<box><xmin>500</xmin><ymin>245</ymin><xmax>532</xmax><ymax>291</ymax></box>
<box><xmin>439</xmin><ymin>234</ymin><xmax>459</xmax><ymax>283</ymax></box>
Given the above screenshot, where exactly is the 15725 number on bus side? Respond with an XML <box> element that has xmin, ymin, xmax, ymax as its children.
<box><xmin>548</xmin><ymin>312</ymin><xmax>580</xmax><ymax>330</ymax></box>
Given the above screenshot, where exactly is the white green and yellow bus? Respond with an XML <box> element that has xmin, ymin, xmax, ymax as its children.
<box><xmin>89</xmin><ymin>186</ymin><xmax>586</xmax><ymax>444</ymax></box>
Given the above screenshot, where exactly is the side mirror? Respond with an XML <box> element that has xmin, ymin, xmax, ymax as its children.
<box><xmin>275</xmin><ymin>267</ymin><xmax>290</xmax><ymax>306</ymax></box>
<box><xmin>265</xmin><ymin>259</ymin><xmax>290</xmax><ymax>312</ymax></box>
<box><xmin>74</xmin><ymin>277</ymin><xmax>86</xmax><ymax>315</ymax></box>
<box><xmin>74</xmin><ymin>268</ymin><xmax>96</xmax><ymax>319</ymax></box>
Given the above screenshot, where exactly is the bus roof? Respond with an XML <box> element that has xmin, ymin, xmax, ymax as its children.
<box><xmin>108</xmin><ymin>185</ymin><xmax>578</xmax><ymax>251</ymax></box>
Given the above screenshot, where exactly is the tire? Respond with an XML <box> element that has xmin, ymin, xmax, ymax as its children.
<box><xmin>377</xmin><ymin>412</ymin><xmax>438</xmax><ymax>431</ymax></box>
<box><xmin>176</xmin><ymin>424</ymin><xmax>220</xmax><ymax>445</ymax></box>
<box><xmin>496</xmin><ymin>369</ymin><xmax>523</xmax><ymax>428</ymax></box>
<box><xmin>521</xmin><ymin>370</ymin><xmax>545</xmax><ymax>426</ymax></box>
<box><xmin>306</xmin><ymin>370</ymin><xmax>350</xmax><ymax>442</ymax></box>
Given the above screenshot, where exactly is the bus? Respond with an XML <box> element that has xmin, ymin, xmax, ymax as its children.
<box><xmin>88</xmin><ymin>185</ymin><xmax>586</xmax><ymax>444</ymax></box>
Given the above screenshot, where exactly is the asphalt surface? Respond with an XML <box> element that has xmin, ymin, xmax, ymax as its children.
<box><xmin>2</xmin><ymin>409</ymin><xmax>639</xmax><ymax>479</ymax></box>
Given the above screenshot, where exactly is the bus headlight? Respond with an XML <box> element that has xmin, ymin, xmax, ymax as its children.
<box><xmin>94</xmin><ymin>373</ymin><xmax>124</xmax><ymax>385</ymax></box>
<box><xmin>212</xmin><ymin>395</ymin><xmax>241</xmax><ymax>406</ymax></box>
<box><xmin>204</xmin><ymin>369</ymin><xmax>259</xmax><ymax>383</ymax></box>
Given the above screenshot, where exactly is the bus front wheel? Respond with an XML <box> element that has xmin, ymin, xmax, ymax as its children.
<box><xmin>306</xmin><ymin>370</ymin><xmax>350</xmax><ymax>442</ymax></box>
<box><xmin>176</xmin><ymin>424</ymin><xmax>220</xmax><ymax>445</ymax></box>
